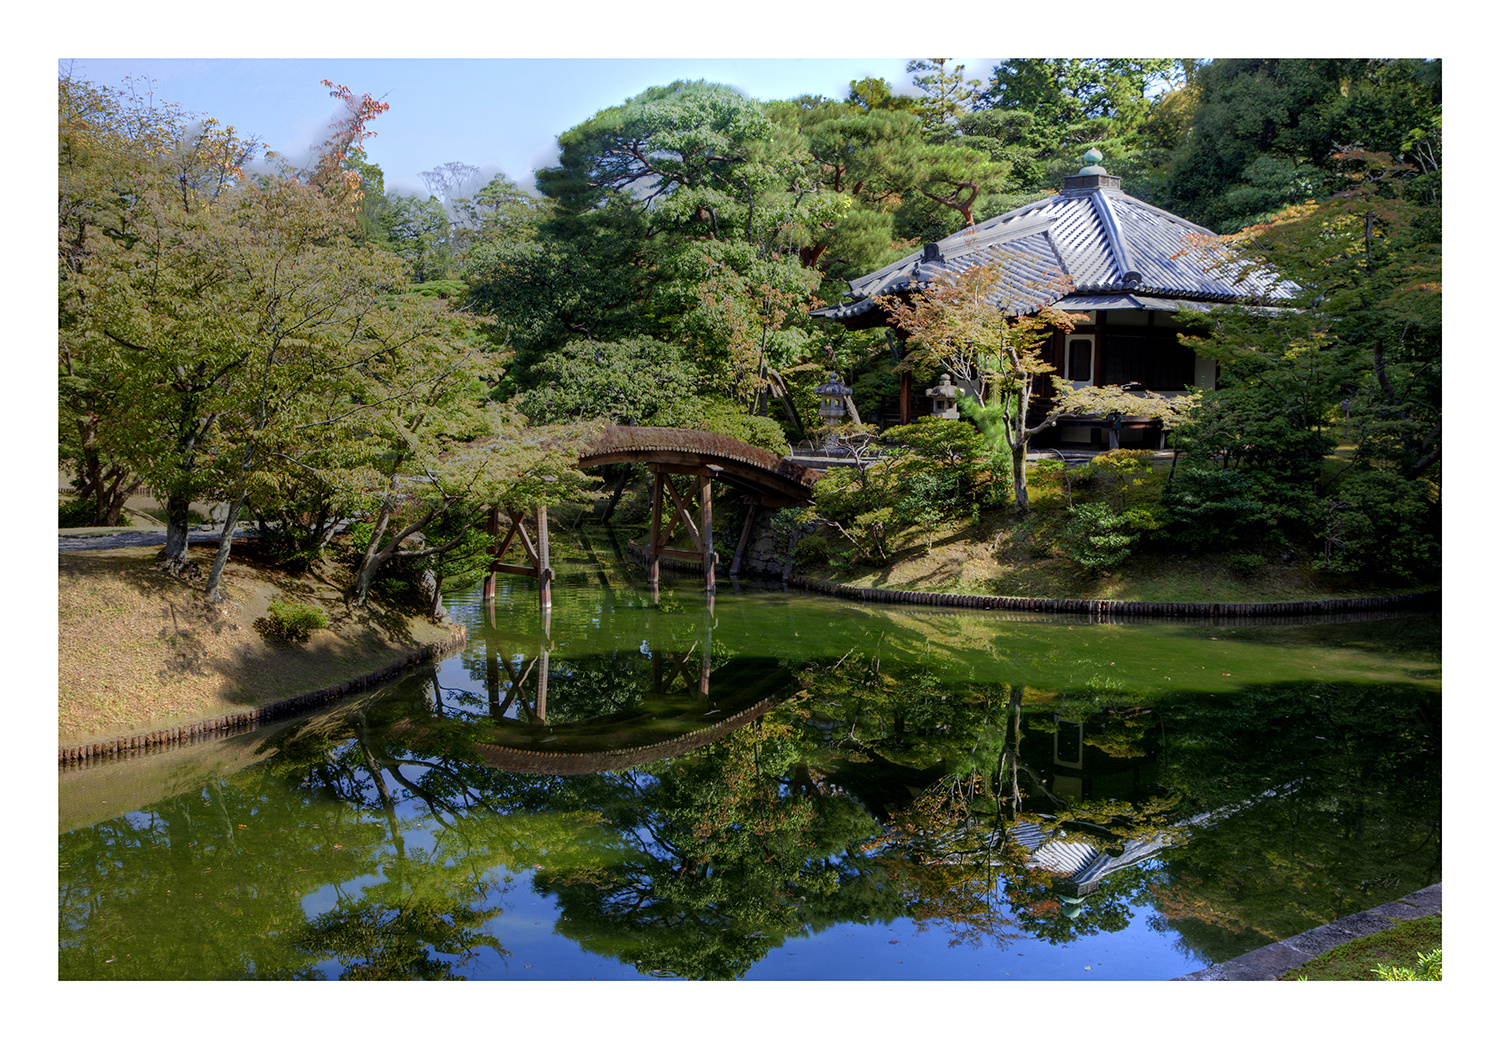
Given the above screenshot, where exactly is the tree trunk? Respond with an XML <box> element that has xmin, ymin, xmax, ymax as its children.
<box><xmin>346</xmin><ymin>501</ymin><xmax>446</xmax><ymax>608</ymax></box>
<box><xmin>94</xmin><ymin>470</ymin><xmax>143</xmax><ymax>527</ymax></box>
<box><xmin>347</xmin><ymin>503</ymin><xmax>395</xmax><ymax>607</ymax></box>
<box><xmin>203</xmin><ymin>491</ymin><xmax>246</xmax><ymax>602</ymax></box>
<box><xmin>1012</xmin><ymin>439</ymin><xmax>1030</xmax><ymax>515</ymax></box>
<box><xmin>767</xmin><ymin>369</ymin><xmax>807</xmax><ymax>439</ymax></box>
<box><xmin>158</xmin><ymin>492</ymin><xmax>193</xmax><ymax>564</ymax></box>
<box><xmin>72</xmin><ymin>427</ymin><xmax>143</xmax><ymax>526</ymax></box>
<box><xmin>599</xmin><ymin>466</ymin><xmax>632</xmax><ymax>523</ymax></box>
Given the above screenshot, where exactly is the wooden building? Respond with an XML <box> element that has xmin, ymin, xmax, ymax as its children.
<box><xmin>811</xmin><ymin>149</ymin><xmax>1297</xmax><ymax>448</ymax></box>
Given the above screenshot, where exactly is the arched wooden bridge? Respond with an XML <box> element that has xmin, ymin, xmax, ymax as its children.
<box><xmin>577</xmin><ymin>426</ymin><xmax>821</xmax><ymax>507</ymax></box>
<box><xmin>484</xmin><ymin>426</ymin><xmax>822</xmax><ymax>600</ymax></box>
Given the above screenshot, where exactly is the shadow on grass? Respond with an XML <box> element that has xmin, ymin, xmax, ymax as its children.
<box><xmin>61</xmin><ymin>542</ymin><xmax>444</xmax><ymax>717</ymax></box>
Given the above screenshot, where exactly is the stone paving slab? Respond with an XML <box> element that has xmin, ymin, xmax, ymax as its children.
<box><xmin>1281</xmin><ymin>921</ymin><xmax>1374</xmax><ymax>960</ymax></box>
<box><xmin>1173</xmin><ymin>883</ymin><xmax>1441</xmax><ymax>981</ymax></box>
<box><xmin>1401</xmin><ymin>885</ymin><xmax>1443</xmax><ymax>910</ymax></box>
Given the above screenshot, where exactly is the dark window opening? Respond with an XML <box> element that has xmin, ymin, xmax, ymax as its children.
<box><xmin>1102</xmin><ymin>332</ymin><xmax>1197</xmax><ymax>390</ymax></box>
<box><xmin>1067</xmin><ymin>338</ymin><xmax>1093</xmax><ymax>382</ymax></box>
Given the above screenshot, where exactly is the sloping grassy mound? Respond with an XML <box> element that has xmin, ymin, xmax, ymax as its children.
<box><xmin>58</xmin><ymin>542</ymin><xmax>458</xmax><ymax>747</ymax></box>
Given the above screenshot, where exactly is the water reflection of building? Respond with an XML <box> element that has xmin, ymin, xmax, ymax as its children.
<box><xmin>1007</xmin><ymin>710</ymin><xmax>1170</xmax><ymax>899</ymax></box>
<box><xmin>1043</xmin><ymin>710</ymin><xmax>1160</xmax><ymax>805</ymax></box>
<box><xmin>1010</xmin><ymin>820</ymin><xmax>1176</xmax><ymax>900</ymax></box>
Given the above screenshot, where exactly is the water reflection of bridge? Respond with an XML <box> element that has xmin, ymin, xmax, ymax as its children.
<box><xmin>412</xmin><ymin>599</ymin><xmax>794</xmax><ymax>777</ymax></box>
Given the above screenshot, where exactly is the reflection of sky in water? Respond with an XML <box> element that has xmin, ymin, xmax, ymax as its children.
<box><xmin>743</xmin><ymin>906</ymin><xmax>1202</xmax><ymax>982</ymax></box>
<box><xmin>460</xmin><ymin>862</ymin><xmax>1207</xmax><ymax>981</ymax></box>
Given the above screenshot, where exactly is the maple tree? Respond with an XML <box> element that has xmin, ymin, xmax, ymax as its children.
<box><xmin>60</xmin><ymin>72</ymin><xmax>593</xmax><ymax>605</ymax></box>
<box><xmin>876</xmin><ymin>266</ymin><xmax>1079</xmax><ymax>513</ymax></box>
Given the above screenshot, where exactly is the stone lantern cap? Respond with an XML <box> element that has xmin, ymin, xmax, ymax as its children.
<box><xmin>925</xmin><ymin>373</ymin><xmax>958</xmax><ymax>399</ymax></box>
<box><xmin>925</xmin><ymin>373</ymin><xmax>960</xmax><ymax>418</ymax></box>
<box><xmin>814</xmin><ymin>372</ymin><xmax>852</xmax><ymax>399</ymax></box>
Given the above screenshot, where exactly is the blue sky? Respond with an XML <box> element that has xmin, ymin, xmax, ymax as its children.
<box><xmin>64</xmin><ymin>57</ymin><xmax>992</xmax><ymax>196</ymax></box>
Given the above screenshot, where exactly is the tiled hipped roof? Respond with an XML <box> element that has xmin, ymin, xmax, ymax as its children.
<box><xmin>813</xmin><ymin>163</ymin><xmax>1297</xmax><ymax>323</ymax></box>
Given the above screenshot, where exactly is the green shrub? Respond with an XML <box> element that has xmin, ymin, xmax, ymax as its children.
<box><xmin>894</xmin><ymin>471</ymin><xmax>956</xmax><ymax>547</ymax></box>
<box><xmin>883</xmin><ymin>418</ymin><xmax>991</xmax><ymax>506</ymax></box>
<box><xmin>1229</xmin><ymin>553</ymin><xmax>1268</xmax><ymax>577</ymax></box>
<box><xmin>59</xmin><ymin>496</ymin><xmax>96</xmax><ymax>528</ymax></box>
<box><xmin>1161</xmin><ymin>467</ymin><xmax>1264</xmax><ymax>549</ymax></box>
<box><xmin>1315</xmin><ymin>467</ymin><xmax>1439</xmax><ymax>581</ymax></box>
<box><xmin>263</xmin><ymin>599</ymin><xmax>329</xmax><ymax>642</ymax></box>
<box><xmin>649</xmin><ymin>395</ymin><xmax>790</xmax><ymax>454</ymax></box>
<box><xmin>1372</xmin><ymin>949</ymin><xmax>1441</xmax><ymax>981</ymax></box>
<box><xmin>1062</xmin><ymin>503</ymin><xmax>1138</xmax><ymax>573</ymax></box>
<box><xmin>793</xmin><ymin>533</ymin><xmax>830</xmax><ymax>566</ymax></box>
<box><xmin>1122</xmin><ymin>504</ymin><xmax>1169</xmax><ymax>539</ymax></box>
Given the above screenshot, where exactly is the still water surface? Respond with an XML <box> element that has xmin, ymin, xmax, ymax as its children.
<box><xmin>58</xmin><ymin>533</ymin><xmax>1440</xmax><ymax>980</ymax></box>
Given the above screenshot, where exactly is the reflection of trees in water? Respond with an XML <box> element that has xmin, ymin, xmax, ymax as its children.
<box><xmin>530</xmin><ymin>717</ymin><xmax>895</xmax><ymax>979</ymax></box>
<box><xmin>59</xmin><ymin>699</ymin><xmax>533</xmax><ymax>981</ymax></box>
<box><xmin>57</xmin><ymin>769</ymin><xmax>477</xmax><ymax>980</ymax></box>
<box><xmin>60</xmin><ymin>638</ymin><xmax>1440</xmax><ymax>980</ymax></box>
<box><xmin>787</xmin><ymin>657</ymin><xmax>1440</xmax><ymax>960</ymax></box>
<box><xmin>1137</xmin><ymin>681</ymin><xmax>1441</xmax><ymax>963</ymax></box>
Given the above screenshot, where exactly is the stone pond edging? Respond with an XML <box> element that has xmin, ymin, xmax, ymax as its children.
<box><xmin>58</xmin><ymin>627</ymin><xmax>468</xmax><ymax>767</ymax></box>
<box><xmin>1172</xmin><ymin>883</ymin><xmax>1442</xmax><ymax>980</ymax></box>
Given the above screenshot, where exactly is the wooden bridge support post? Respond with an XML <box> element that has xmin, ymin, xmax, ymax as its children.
<box><xmin>730</xmin><ymin>502</ymin><xmax>758</xmax><ymax>576</ymax></box>
<box><xmin>647</xmin><ymin>471</ymin><xmax>663</xmax><ymax>585</ymax></box>
<box><xmin>536</xmin><ymin>502</ymin><xmax>553</xmax><ymax>613</ymax></box>
<box><xmin>699</xmin><ymin>474</ymin><xmax>716</xmax><ymax>593</ymax></box>
<box><xmin>535</xmin><ymin>646</ymin><xmax>549</xmax><ymax>722</ymax></box>
<box><xmin>482</xmin><ymin>505</ymin><xmax>500</xmax><ymax>601</ymax></box>
<box><xmin>485</xmin><ymin>628</ymin><xmax>501</xmax><ymax>718</ymax></box>
<box><xmin>699</xmin><ymin>602</ymin><xmax>713</xmax><ymax>697</ymax></box>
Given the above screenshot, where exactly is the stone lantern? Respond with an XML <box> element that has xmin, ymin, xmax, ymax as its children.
<box><xmin>815</xmin><ymin>372</ymin><xmax>852</xmax><ymax>424</ymax></box>
<box><xmin>925</xmin><ymin>373</ymin><xmax>959</xmax><ymax>419</ymax></box>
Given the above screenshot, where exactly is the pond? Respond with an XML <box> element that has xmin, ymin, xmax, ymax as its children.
<box><xmin>58</xmin><ymin>529</ymin><xmax>1441</xmax><ymax>981</ymax></box>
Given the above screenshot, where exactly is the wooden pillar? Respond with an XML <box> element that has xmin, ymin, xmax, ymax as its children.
<box><xmin>485</xmin><ymin>630</ymin><xmax>500</xmax><ymax>717</ymax></box>
<box><xmin>899</xmin><ymin>370</ymin><xmax>912</xmax><ymax>425</ymax></box>
<box><xmin>647</xmin><ymin>470</ymin><xmax>663</xmax><ymax>584</ymax></box>
<box><xmin>699</xmin><ymin>612</ymin><xmax>712</xmax><ymax>698</ymax></box>
<box><xmin>1094</xmin><ymin>310</ymin><xmax>1106</xmax><ymax>393</ymax></box>
<box><xmin>536</xmin><ymin>503</ymin><xmax>552</xmax><ymax>612</ymax></box>
<box><xmin>699</xmin><ymin>474</ymin><xmax>716</xmax><ymax>593</ymax></box>
<box><xmin>482</xmin><ymin>504</ymin><xmax>500</xmax><ymax>601</ymax></box>
<box><xmin>535</xmin><ymin>647</ymin><xmax>549</xmax><ymax>722</ymax></box>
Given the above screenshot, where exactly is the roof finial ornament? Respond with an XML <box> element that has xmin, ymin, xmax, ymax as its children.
<box><xmin>1079</xmin><ymin>147</ymin><xmax>1106</xmax><ymax>176</ymax></box>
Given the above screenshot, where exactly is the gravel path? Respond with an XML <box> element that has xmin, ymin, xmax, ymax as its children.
<box><xmin>58</xmin><ymin>526</ymin><xmax>251</xmax><ymax>553</ymax></box>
